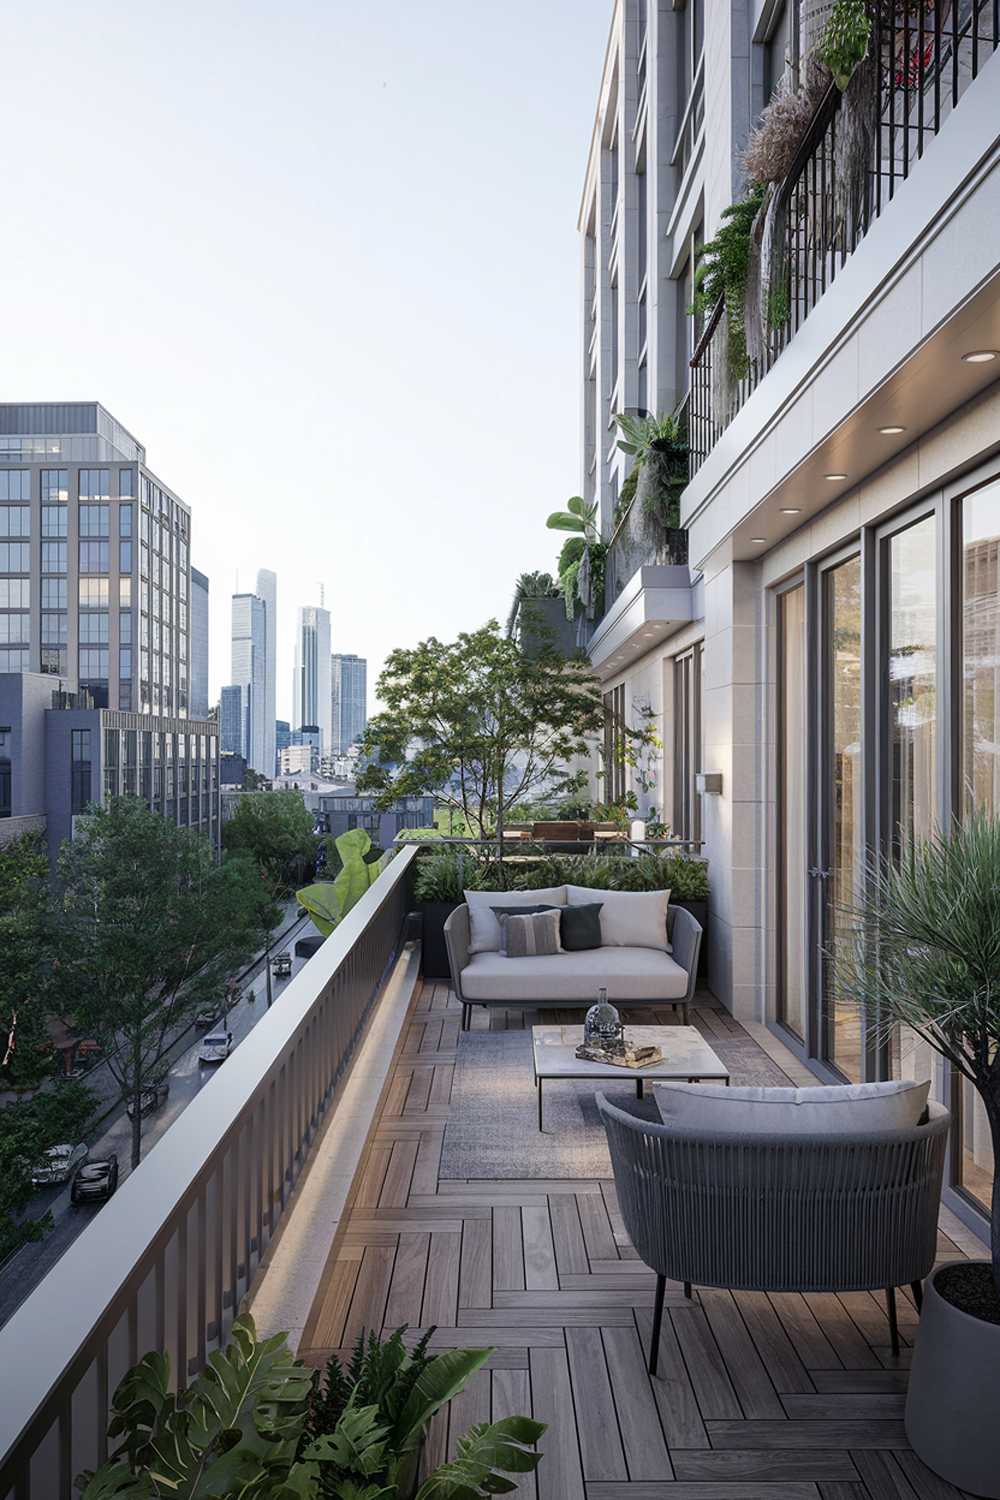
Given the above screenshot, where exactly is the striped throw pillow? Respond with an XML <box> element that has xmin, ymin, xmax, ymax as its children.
<box><xmin>499</xmin><ymin>908</ymin><xmax>563</xmax><ymax>957</ymax></box>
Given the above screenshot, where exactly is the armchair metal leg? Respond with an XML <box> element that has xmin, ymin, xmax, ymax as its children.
<box><xmin>680</xmin><ymin>1002</ymin><xmax>690</xmax><ymax>1025</ymax></box>
<box><xmin>461</xmin><ymin>1003</ymin><xmax>470</xmax><ymax>1032</ymax></box>
<box><xmin>885</xmin><ymin>1287</ymin><xmax>900</xmax><ymax>1358</ymax></box>
<box><xmin>683</xmin><ymin>1281</ymin><xmax>692</xmax><ymax>1299</ymax></box>
<box><xmin>648</xmin><ymin>1274</ymin><xmax>666</xmax><ymax>1376</ymax></box>
<box><xmin>911</xmin><ymin>1279</ymin><xmax>924</xmax><ymax>1312</ymax></box>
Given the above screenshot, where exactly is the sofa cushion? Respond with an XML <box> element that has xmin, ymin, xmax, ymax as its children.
<box><xmin>560</xmin><ymin>903</ymin><xmax>603</xmax><ymax>952</ymax></box>
<box><xmin>460</xmin><ymin>945</ymin><xmax>689</xmax><ymax>1002</ymax></box>
<box><xmin>465</xmin><ymin>887</ymin><xmax>567</xmax><ymax>954</ymax></box>
<box><xmin>566</xmin><ymin>885</ymin><xmax>670</xmax><ymax>951</ymax></box>
<box><xmin>499</xmin><ymin>909</ymin><xmax>563</xmax><ymax>957</ymax></box>
<box><xmin>654</xmin><ymin>1078</ymin><xmax>932</xmax><ymax>1135</ymax></box>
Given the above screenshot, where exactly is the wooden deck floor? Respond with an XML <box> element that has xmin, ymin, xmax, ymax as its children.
<box><xmin>297</xmin><ymin>981</ymin><xmax>973</xmax><ymax>1500</ymax></box>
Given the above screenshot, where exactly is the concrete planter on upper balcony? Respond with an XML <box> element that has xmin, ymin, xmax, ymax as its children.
<box><xmin>515</xmin><ymin>595</ymin><xmax>586</xmax><ymax>659</ymax></box>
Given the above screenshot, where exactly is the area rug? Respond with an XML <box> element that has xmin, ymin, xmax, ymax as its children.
<box><xmin>439</xmin><ymin>1026</ymin><xmax>795</xmax><ymax>1180</ymax></box>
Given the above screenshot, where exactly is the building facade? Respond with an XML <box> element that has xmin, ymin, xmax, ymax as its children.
<box><xmin>330</xmin><ymin>651</ymin><xmax>367</xmax><ymax>755</ymax></box>
<box><xmin>578</xmin><ymin>1</ymin><xmax>1000</xmax><ymax>1235</ymax></box>
<box><xmin>293</xmin><ymin>604</ymin><xmax>331</xmax><ymax>752</ymax></box>
<box><xmin>315</xmin><ymin>789</ymin><xmax>434</xmax><ymax>846</ymax></box>
<box><xmin>275</xmin><ymin>718</ymin><xmax>291</xmax><ymax>773</ymax></box>
<box><xmin>220</xmin><ymin>683</ymin><xmax>244</xmax><ymax>756</ymax></box>
<box><xmin>256</xmin><ymin>569</ymin><xmax>277</xmax><ymax>783</ymax></box>
<box><xmin>229</xmin><ymin>591</ymin><xmax>267</xmax><ymax>774</ymax></box>
<box><xmin>190</xmin><ymin>566</ymin><xmax>209</xmax><ymax>719</ymax></box>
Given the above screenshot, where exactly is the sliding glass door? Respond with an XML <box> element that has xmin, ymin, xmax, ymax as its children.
<box><xmin>777</xmin><ymin>583</ymin><xmax>808</xmax><ymax>1041</ymax></box>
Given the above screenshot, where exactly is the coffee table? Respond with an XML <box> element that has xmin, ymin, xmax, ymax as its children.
<box><xmin>531</xmin><ymin>1024</ymin><xmax>730</xmax><ymax>1131</ymax></box>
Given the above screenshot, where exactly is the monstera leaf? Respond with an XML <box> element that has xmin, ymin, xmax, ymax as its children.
<box><xmin>295</xmin><ymin>882</ymin><xmax>340</xmax><ymax>938</ymax></box>
<box><xmin>297</xmin><ymin>831</ymin><xmax>387</xmax><ymax>938</ymax></box>
<box><xmin>413</xmin><ymin>1416</ymin><xmax>546</xmax><ymax>1499</ymax></box>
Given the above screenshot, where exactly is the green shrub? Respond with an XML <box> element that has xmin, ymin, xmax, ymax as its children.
<box><xmin>413</xmin><ymin>850</ymin><xmax>488</xmax><ymax>903</ymax></box>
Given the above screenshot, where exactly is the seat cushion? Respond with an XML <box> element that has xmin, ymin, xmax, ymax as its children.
<box><xmin>654</xmin><ymin>1078</ymin><xmax>931</xmax><ymax>1135</ymax></box>
<box><xmin>465</xmin><ymin>887</ymin><xmax>567</xmax><ymax>954</ymax></box>
<box><xmin>461</xmin><ymin>945</ymin><xmax>689</xmax><ymax>1002</ymax></box>
<box><xmin>565</xmin><ymin>885</ymin><xmax>670</xmax><ymax>951</ymax></box>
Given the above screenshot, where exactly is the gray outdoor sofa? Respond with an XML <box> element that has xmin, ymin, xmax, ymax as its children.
<box><xmin>444</xmin><ymin>896</ymin><xmax>702</xmax><ymax>1032</ymax></box>
<box><xmin>598</xmin><ymin>1091</ymin><xmax>950</xmax><ymax>1374</ymax></box>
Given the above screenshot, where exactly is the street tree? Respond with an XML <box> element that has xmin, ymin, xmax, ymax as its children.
<box><xmin>0</xmin><ymin>831</ymin><xmax>56</xmax><ymax>1090</ymax></box>
<box><xmin>0</xmin><ymin>1082</ymin><xmax>94</xmax><ymax>1262</ymax></box>
<box><xmin>222</xmin><ymin>788</ymin><xmax>318</xmax><ymax>891</ymax></box>
<box><xmin>355</xmin><ymin>620</ymin><xmax>608</xmax><ymax>856</ymax></box>
<box><xmin>55</xmin><ymin>799</ymin><xmax>280</xmax><ymax>1168</ymax></box>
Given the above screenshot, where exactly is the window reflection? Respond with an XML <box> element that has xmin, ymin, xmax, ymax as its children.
<box><xmin>824</xmin><ymin>556</ymin><xmax>863</xmax><ymax>1079</ymax></box>
<box><xmin>779</xmin><ymin>584</ymin><xmax>808</xmax><ymax>1040</ymax></box>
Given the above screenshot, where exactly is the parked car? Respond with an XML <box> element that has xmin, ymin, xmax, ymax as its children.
<box><xmin>71</xmin><ymin>1155</ymin><xmax>119</xmax><ymax>1206</ymax></box>
<box><xmin>271</xmin><ymin>950</ymin><xmax>292</xmax><ymax>978</ymax></box>
<box><xmin>199</xmin><ymin>1031</ymin><xmax>233</xmax><ymax>1065</ymax></box>
<box><xmin>194</xmin><ymin>1008</ymin><xmax>219</xmax><ymax>1029</ymax></box>
<box><xmin>126</xmin><ymin>1080</ymin><xmax>170</xmax><ymax>1119</ymax></box>
<box><xmin>31</xmin><ymin>1142</ymin><xmax>88</xmax><ymax>1187</ymax></box>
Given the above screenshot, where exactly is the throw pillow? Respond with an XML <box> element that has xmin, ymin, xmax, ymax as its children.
<box><xmin>654</xmin><ymin>1078</ymin><xmax>931</xmax><ymax>1135</ymax></box>
<box><xmin>499</xmin><ymin>908</ymin><xmax>563</xmax><ymax>957</ymax></box>
<box><xmin>560</xmin><ymin>902</ymin><xmax>603</xmax><ymax>951</ymax></box>
<box><xmin>565</xmin><ymin>885</ymin><xmax>670</xmax><ymax>951</ymax></box>
<box><xmin>465</xmin><ymin>886</ymin><xmax>567</xmax><ymax>954</ymax></box>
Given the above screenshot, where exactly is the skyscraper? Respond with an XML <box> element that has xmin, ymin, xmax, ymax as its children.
<box><xmin>293</xmin><ymin>604</ymin><xmax>331</xmax><ymax>752</ymax></box>
<box><xmin>330</xmin><ymin>652</ymin><xmax>367</xmax><ymax>754</ymax></box>
<box><xmin>190</xmin><ymin>567</ymin><xmax>209</xmax><ymax>719</ymax></box>
<box><xmin>220</xmin><ymin>684</ymin><xmax>244</xmax><ymax>756</ymax></box>
<box><xmin>230</xmin><ymin>592</ymin><xmax>267</xmax><ymax>774</ymax></box>
<box><xmin>256</xmin><ymin>568</ymin><xmax>277</xmax><ymax>786</ymax></box>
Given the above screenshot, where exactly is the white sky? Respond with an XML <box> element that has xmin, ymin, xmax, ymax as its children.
<box><xmin>5</xmin><ymin>0</ymin><xmax>612</xmax><ymax>720</ymax></box>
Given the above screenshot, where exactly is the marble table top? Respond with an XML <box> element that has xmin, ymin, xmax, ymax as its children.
<box><xmin>531</xmin><ymin>1024</ymin><xmax>730</xmax><ymax>1081</ymax></box>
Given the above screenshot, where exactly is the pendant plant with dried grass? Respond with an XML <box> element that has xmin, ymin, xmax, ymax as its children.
<box><xmin>741</xmin><ymin>60</ymin><xmax>831</xmax><ymax>185</ymax></box>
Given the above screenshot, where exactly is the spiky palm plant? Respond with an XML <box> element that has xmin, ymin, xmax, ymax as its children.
<box><xmin>832</xmin><ymin>812</ymin><xmax>1000</xmax><ymax>1289</ymax></box>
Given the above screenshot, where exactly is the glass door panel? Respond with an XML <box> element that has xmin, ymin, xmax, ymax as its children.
<box><xmin>886</xmin><ymin>514</ymin><xmax>938</xmax><ymax>1090</ymax></box>
<box><xmin>778</xmin><ymin>584</ymin><xmax>808</xmax><ymax>1040</ymax></box>
<box><xmin>821</xmin><ymin>555</ymin><xmax>863</xmax><ymax>1079</ymax></box>
<box><xmin>959</xmin><ymin>480</ymin><xmax>1000</xmax><ymax>1205</ymax></box>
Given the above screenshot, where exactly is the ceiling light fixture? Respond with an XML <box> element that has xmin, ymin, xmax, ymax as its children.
<box><xmin>825</xmin><ymin>472</ymin><xmax>848</xmax><ymax>481</ymax></box>
<box><xmin>750</xmin><ymin>536</ymin><xmax>767</xmax><ymax>544</ymax></box>
<box><xmin>879</xmin><ymin>425</ymin><xmax>906</xmax><ymax>434</ymax></box>
<box><xmin>780</xmin><ymin>506</ymin><xmax>802</xmax><ymax>514</ymax></box>
<box><xmin>962</xmin><ymin>350</ymin><xmax>999</xmax><ymax>364</ymax></box>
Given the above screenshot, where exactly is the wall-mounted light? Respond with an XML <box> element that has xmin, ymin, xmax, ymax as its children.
<box><xmin>696</xmin><ymin>772</ymin><xmax>723</xmax><ymax>795</ymax></box>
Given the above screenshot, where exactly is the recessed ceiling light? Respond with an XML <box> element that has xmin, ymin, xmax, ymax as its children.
<box><xmin>962</xmin><ymin>350</ymin><xmax>999</xmax><ymax>364</ymax></box>
<box><xmin>780</xmin><ymin>506</ymin><xmax>802</xmax><ymax>514</ymax></box>
<box><xmin>879</xmin><ymin>425</ymin><xmax>906</xmax><ymax>434</ymax></box>
<box><xmin>825</xmin><ymin>472</ymin><xmax>847</xmax><ymax>481</ymax></box>
<box><xmin>750</xmin><ymin>536</ymin><xmax>767</xmax><ymax>544</ymax></box>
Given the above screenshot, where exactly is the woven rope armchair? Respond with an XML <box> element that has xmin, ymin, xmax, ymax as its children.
<box><xmin>597</xmin><ymin>1093</ymin><xmax>950</xmax><ymax>1374</ymax></box>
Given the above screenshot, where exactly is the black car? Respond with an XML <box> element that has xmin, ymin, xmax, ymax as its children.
<box><xmin>71</xmin><ymin>1155</ymin><xmax>119</xmax><ymax>1205</ymax></box>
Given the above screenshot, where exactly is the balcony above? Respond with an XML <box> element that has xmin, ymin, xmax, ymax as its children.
<box><xmin>588</xmin><ymin>563</ymin><xmax>695</xmax><ymax>681</ymax></box>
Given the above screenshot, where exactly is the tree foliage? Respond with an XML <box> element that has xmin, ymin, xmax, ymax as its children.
<box><xmin>223</xmin><ymin>790</ymin><xmax>318</xmax><ymax>891</ymax></box>
<box><xmin>0</xmin><ymin>1082</ymin><xmax>94</xmax><ymax>1262</ymax></box>
<box><xmin>55</xmin><ymin>799</ymin><xmax>280</xmax><ymax>1168</ymax></box>
<box><xmin>0</xmin><ymin>831</ymin><xmax>55</xmax><ymax>1090</ymax></box>
<box><xmin>355</xmin><ymin>622</ymin><xmax>605</xmax><ymax>852</ymax></box>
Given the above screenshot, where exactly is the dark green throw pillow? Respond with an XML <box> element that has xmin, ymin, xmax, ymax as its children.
<box><xmin>560</xmin><ymin>903</ymin><xmax>604</xmax><ymax>951</ymax></box>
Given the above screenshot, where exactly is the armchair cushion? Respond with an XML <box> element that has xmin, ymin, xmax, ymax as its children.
<box><xmin>654</xmin><ymin>1077</ymin><xmax>931</xmax><ymax>1135</ymax></box>
<box><xmin>461</xmin><ymin>945</ymin><xmax>689</xmax><ymax>1002</ymax></box>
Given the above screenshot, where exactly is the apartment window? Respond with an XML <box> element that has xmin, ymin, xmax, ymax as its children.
<box><xmin>41</xmin><ymin>542</ymin><xmax>67</xmax><ymax>573</ymax></box>
<box><xmin>41</xmin><ymin>506</ymin><xmax>67</xmax><ymax>538</ymax></box>
<box><xmin>78</xmin><ymin>469</ymin><xmax>110</xmax><ymax>502</ymax></box>
<box><xmin>0</xmin><ymin>471</ymin><xmax>30</xmax><ymax>500</ymax></box>
<box><xmin>119</xmin><ymin>469</ymin><xmax>135</xmax><ymax>499</ymax></box>
<box><xmin>0</xmin><ymin>614</ymin><xmax>29</xmax><ymax>644</ymax></box>
<box><xmin>0</xmin><ymin>648</ymin><xmax>28</xmax><ymax>670</ymax></box>
<box><xmin>140</xmin><ymin>543</ymin><xmax>149</xmax><ymax>578</ymax></box>
<box><xmin>78</xmin><ymin>611</ymin><xmax>109</xmax><ymax>644</ymax></box>
<box><xmin>71</xmin><ymin>729</ymin><xmax>92</xmax><ymax>814</ymax></box>
<box><xmin>777</xmin><ymin>581</ymin><xmax>808</xmax><ymax>1042</ymax></box>
<box><xmin>41</xmin><ymin>646</ymin><xmax>67</xmax><ymax>675</ymax></box>
<box><xmin>0</xmin><ymin>730</ymin><xmax>9</xmax><ymax>818</ymax></box>
<box><xmin>119</xmin><ymin>502</ymin><xmax>133</xmax><ymax>537</ymax></box>
<box><xmin>79</xmin><ymin>540</ymin><xmax>110</xmax><ymax>573</ymax></box>
<box><xmin>120</xmin><ymin>646</ymin><xmax>132</xmax><ymax>679</ymax></box>
<box><xmin>42</xmin><ymin>613</ymin><xmax>68</xmax><ymax>642</ymax></box>
<box><xmin>119</xmin><ymin>540</ymin><xmax>133</xmax><ymax>574</ymax></box>
<box><xmin>0</xmin><ymin>543</ymin><xmax>29</xmax><ymax>571</ymax></box>
<box><xmin>120</xmin><ymin>576</ymin><xmax>132</xmax><ymax>608</ymax></box>
<box><xmin>79</xmin><ymin>646</ymin><xmax>109</xmax><ymax>678</ymax></box>
<box><xmin>79</xmin><ymin>578</ymin><xmax>109</xmax><ymax>608</ymax></box>
<box><xmin>0</xmin><ymin>507</ymin><xmax>30</xmax><ymax>537</ymax></box>
<box><xmin>119</xmin><ymin>610</ymin><xmax>132</xmax><ymax>644</ymax></box>
<box><xmin>0</xmin><ymin>580</ymin><xmax>30</xmax><ymax>608</ymax></box>
<box><xmin>602</xmin><ymin>684</ymin><xmax>627</xmax><ymax>805</ymax></box>
<box><xmin>41</xmin><ymin>470</ymin><xmax>69</xmax><ymax>503</ymax></box>
<box><xmin>79</xmin><ymin>504</ymin><xmax>110</xmax><ymax>537</ymax></box>
<box><xmin>140</xmin><ymin>510</ymin><xmax>150</xmax><ymax>544</ymax></box>
<box><xmin>673</xmin><ymin>645</ymin><xmax>703</xmax><ymax>844</ymax></box>
<box><xmin>41</xmin><ymin>579</ymin><xmax>66</xmax><ymax>609</ymax></box>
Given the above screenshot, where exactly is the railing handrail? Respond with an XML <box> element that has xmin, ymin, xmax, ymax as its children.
<box><xmin>397</xmin><ymin>834</ymin><xmax>706</xmax><ymax>854</ymax></box>
<box><xmin>0</xmin><ymin>843</ymin><xmax>418</xmax><ymax>1484</ymax></box>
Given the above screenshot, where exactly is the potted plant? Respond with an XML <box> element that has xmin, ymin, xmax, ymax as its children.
<box><xmin>413</xmin><ymin>849</ymin><xmax>488</xmax><ymax>979</ymax></box>
<box><xmin>508</xmin><ymin>570</ymin><xmax>580</xmax><ymax>657</ymax></box>
<box><xmin>834</xmin><ymin>813</ymin><xmax>1000</xmax><ymax>1497</ymax></box>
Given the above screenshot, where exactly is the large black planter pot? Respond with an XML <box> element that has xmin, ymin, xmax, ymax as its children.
<box><xmin>420</xmin><ymin>901</ymin><xmax>461</xmax><ymax>981</ymax></box>
<box><xmin>905</xmin><ymin>1262</ymin><xmax>1000</xmax><ymax>1497</ymax></box>
<box><xmin>670</xmin><ymin>899</ymin><xmax>708</xmax><ymax>980</ymax></box>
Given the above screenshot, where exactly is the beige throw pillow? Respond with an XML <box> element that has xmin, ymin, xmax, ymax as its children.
<box><xmin>465</xmin><ymin>886</ymin><xmax>567</xmax><ymax>953</ymax></box>
<box><xmin>565</xmin><ymin>884</ymin><xmax>670</xmax><ymax>951</ymax></box>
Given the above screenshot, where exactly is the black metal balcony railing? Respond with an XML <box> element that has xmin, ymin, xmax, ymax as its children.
<box><xmin>0</xmin><ymin>844</ymin><xmax>417</xmax><ymax>1498</ymax></box>
<box><xmin>690</xmin><ymin>0</ymin><xmax>1000</xmax><ymax>474</ymax></box>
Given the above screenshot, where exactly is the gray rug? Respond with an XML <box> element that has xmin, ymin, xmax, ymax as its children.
<box><xmin>440</xmin><ymin>1027</ymin><xmax>794</xmax><ymax>1180</ymax></box>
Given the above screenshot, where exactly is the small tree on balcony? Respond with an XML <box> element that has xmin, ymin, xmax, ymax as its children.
<box><xmin>833</xmin><ymin>812</ymin><xmax>1000</xmax><ymax>1293</ymax></box>
<box><xmin>356</xmin><ymin>621</ymin><xmax>606</xmax><ymax>866</ymax></box>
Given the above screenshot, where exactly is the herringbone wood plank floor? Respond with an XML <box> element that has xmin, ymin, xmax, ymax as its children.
<box><xmin>297</xmin><ymin>982</ymin><xmax>971</xmax><ymax>1500</ymax></box>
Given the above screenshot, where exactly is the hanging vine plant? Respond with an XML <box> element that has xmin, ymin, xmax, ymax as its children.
<box><xmin>690</xmin><ymin>182</ymin><xmax>766</xmax><ymax>381</ymax></box>
<box><xmin>818</xmin><ymin>0</ymin><xmax>872</xmax><ymax>90</ymax></box>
